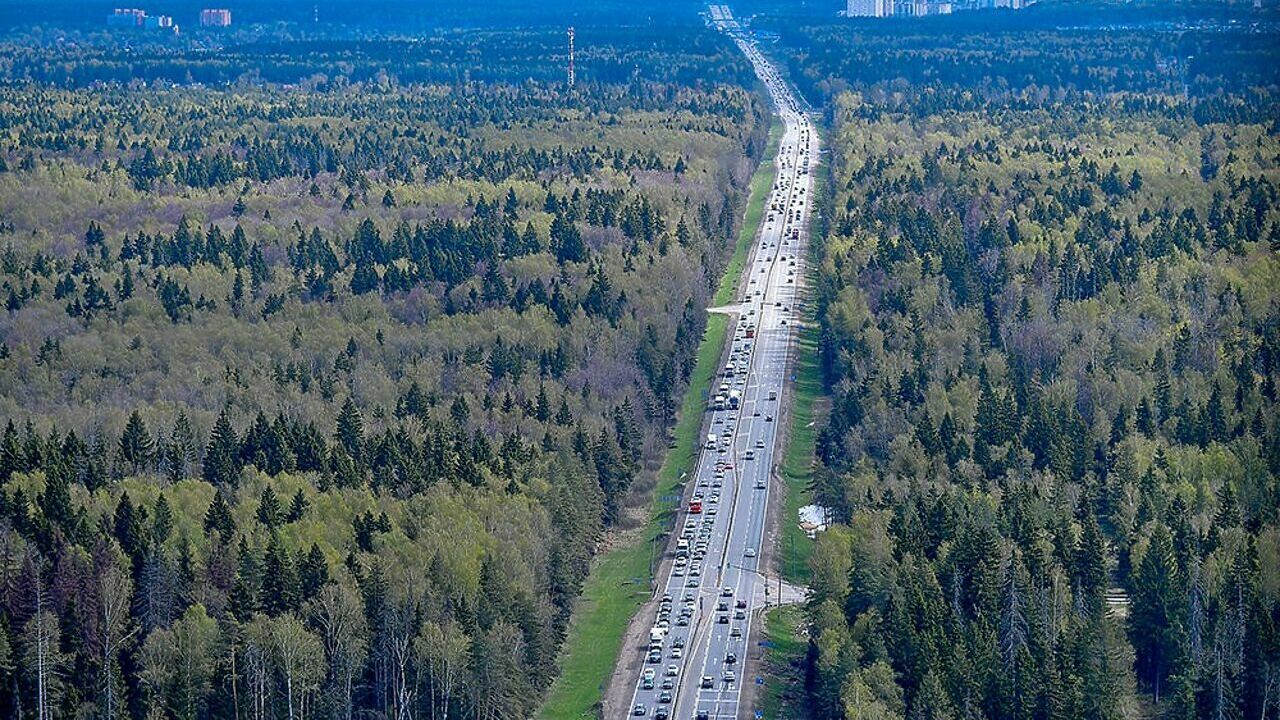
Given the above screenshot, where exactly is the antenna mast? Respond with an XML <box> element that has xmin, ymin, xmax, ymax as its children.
<box><xmin>567</xmin><ymin>27</ymin><xmax>576</xmax><ymax>87</ymax></box>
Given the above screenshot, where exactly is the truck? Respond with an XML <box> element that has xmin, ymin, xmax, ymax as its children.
<box><xmin>728</xmin><ymin>389</ymin><xmax>742</xmax><ymax>409</ymax></box>
<box><xmin>705</xmin><ymin>433</ymin><xmax>716</xmax><ymax>449</ymax></box>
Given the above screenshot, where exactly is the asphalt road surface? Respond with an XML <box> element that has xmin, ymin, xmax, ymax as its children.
<box><xmin>623</xmin><ymin>7</ymin><xmax>817</xmax><ymax>719</ymax></box>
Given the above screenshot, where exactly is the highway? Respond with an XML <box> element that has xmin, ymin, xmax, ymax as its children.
<box><xmin>624</xmin><ymin>6</ymin><xmax>816</xmax><ymax>719</ymax></box>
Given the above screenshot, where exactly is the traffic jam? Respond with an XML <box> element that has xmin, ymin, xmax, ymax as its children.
<box><xmin>627</xmin><ymin>9</ymin><xmax>815</xmax><ymax>719</ymax></box>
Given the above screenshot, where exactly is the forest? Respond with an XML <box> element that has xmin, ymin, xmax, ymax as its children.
<box><xmin>766</xmin><ymin>5</ymin><xmax>1280</xmax><ymax>720</ymax></box>
<box><xmin>0</xmin><ymin>20</ymin><xmax>768</xmax><ymax>720</ymax></box>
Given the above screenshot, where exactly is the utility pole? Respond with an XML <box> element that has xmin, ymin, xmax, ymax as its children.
<box><xmin>649</xmin><ymin>534</ymin><xmax>656</xmax><ymax>591</ymax></box>
<box><xmin>566</xmin><ymin>27</ymin><xmax>576</xmax><ymax>87</ymax></box>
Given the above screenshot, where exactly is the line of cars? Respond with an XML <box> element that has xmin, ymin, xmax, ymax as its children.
<box><xmin>686</xmin><ymin>35</ymin><xmax>814</xmax><ymax>717</ymax></box>
<box><xmin>677</xmin><ymin>20</ymin><xmax>817</xmax><ymax>720</ymax></box>
<box><xmin>629</xmin><ymin>7</ymin><xmax>814</xmax><ymax>718</ymax></box>
<box><xmin>634</xmin><ymin>244</ymin><xmax>775</xmax><ymax>718</ymax></box>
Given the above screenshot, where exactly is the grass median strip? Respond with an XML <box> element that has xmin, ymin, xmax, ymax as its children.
<box><xmin>537</xmin><ymin>120</ymin><xmax>783</xmax><ymax>720</ymax></box>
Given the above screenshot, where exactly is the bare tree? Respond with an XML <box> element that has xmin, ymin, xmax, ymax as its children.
<box><xmin>241</xmin><ymin>615</ymin><xmax>274</xmax><ymax>720</ymax></box>
<box><xmin>310</xmin><ymin>583</ymin><xmax>368</xmax><ymax>720</ymax></box>
<box><xmin>140</xmin><ymin>604</ymin><xmax>220</xmax><ymax>720</ymax></box>
<box><xmin>97</xmin><ymin>555</ymin><xmax>135</xmax><ymax>720</ymax></box>
<box><xmin>415</xmin><ymin>618</ymin><xmax>470</xmax><ymax>720</ymax></box>
<box><xmin>384</xmin><ymin>598</ymin><xmax>417</xmax><ymax>720</ymax></box>
<box><xmin>21</xmin><ymin>554</ymin><xmax>64</xmax><ymax>720</ymax></box>
<box><xmin>272</xmin><ymin>614</ymin><xmax>324</xmax><ymax>720</ymax></box>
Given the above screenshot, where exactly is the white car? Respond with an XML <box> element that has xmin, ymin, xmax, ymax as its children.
<box><xmin>744</xmin><ymin>547</ymin><xmax>756</xmax><ymax>558</ymax></box>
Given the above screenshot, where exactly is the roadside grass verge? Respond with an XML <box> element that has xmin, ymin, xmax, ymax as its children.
<box><xmin>714</xmin><ymin>119</ymin><xmax>782</xmax><ymax>306</ymax></box>
<box><xmin>757</xmin><ymin>604</ymin><xmax>810</xmax><ymax>720</ymax></box>
<box><xmin>778</xmin><ymin>323</ymin><xmax>821</xmax><ymax>585</ymax></box>
<box><xmin>777</xmin><ymin>146</ymin><xmax>826</xmax><ymax>586</ymax></box>
<box><xmin>537</xmin><ymin>120</ymin><xmax>783</xmax><ymax>720</ymax></box>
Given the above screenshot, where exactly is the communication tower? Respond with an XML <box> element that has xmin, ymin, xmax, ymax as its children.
<box><xmin>567</xmin><ymin>27</ymin><xmax>576</xmax><ymax>87</ymax></box>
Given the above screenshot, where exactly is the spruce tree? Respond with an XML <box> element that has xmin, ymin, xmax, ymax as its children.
<box><xmin>1129</xmin><ymin>523</ymin><xmax>1186</xmax><ymax>703</ymax></box>
<box><xmin>256</xmin><ymin>486</ymin><xmax>282</xmax><ymax>529</ymax></box>
<box><xmin>113</xmin><ymin>492</ymin><xmax>148</xmax><ymax>567</ymax></box>
<box><xmin>203</xmin><ymin>489</ymin><xmax>235</xmax><ymax>540</ymax></box>
<box><xmin>286</xmin><ymin>488</ymin><xmax>309</xmax><ymax>523</ymax></box>
<box><xmin>166</xmin><ymin>411</ymin><xmax>197</xmax><ymax>482</ymax></box>
<box><xmin>152</xmin><ymin>493</ymin><xmax>174</xmax><ymax>546</ymax></box>
<box><xmin>298</xmin><ymin>543</ymin><xmax>329</xmax><ymax>599</ymax></box>
<box><xmin>203</xmin><ymin>407</ymin><xmax>241</xmax><ymax>488</ymax></box>
<box><xmin>335</xmin><ymin>397</ymin><xmax>364</xmax><ymax>463</ymax></box>
<box><xmin>260</xmin><ymin>532</ymin><xmax>299</xmax><ymax>616</ymax></box>
<box><xmin>118</xmin><ymin>411</ymin><xmax>153</xmax><ymax>472</ymax></box>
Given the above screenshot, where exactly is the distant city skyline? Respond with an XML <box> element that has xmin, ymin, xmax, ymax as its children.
<box><xmin>847</xmin><ymin>0</ymin><xmax>1029</xmax><ymax>17</ymax></box>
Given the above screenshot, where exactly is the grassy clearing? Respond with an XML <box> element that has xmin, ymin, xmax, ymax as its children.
<box><xmin>757</xmin><ymin>604</ymin><xmax>810</xmax><ymax>720</ymax></box>
<box><xmin>537</xmin><ymin>121</ymin><xmax>783</xmax><ymax>720</ymax></box>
